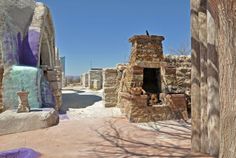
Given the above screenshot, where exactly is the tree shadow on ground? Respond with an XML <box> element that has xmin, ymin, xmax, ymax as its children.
<box><xmin>60</xmin><ymin>92</ymin><xmax>102</xmax><ymax>114</ymax></box>
<box><xmin>89</xmin><ymin>120</ymin><xmax>211</xmax><ymax>158</ymax></box>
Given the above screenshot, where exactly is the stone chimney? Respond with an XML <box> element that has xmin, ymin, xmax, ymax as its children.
<box><xmin>128</xmin><ymin>35</ymin><xmax>165</xmax><ymax>68</ymax></box>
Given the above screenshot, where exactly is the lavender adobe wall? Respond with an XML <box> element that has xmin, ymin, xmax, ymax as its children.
<box><xmin>19</xmin><ymin>30</ymin><xmax>41</xmax><ymax>67</ymax></box>
<box><xmin>0</xmin><ymin>0</ymin><xmax>59</xmax><ymax>110</ymax></box>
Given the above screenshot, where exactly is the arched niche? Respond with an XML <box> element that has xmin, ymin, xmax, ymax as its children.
<box><xmin>29</xmin><ymin>2</ymin><xmax>56</xmax><ymax>69</ymax></box>
<box><xmin>39</xmin><ymin>32</ymin><xmax>52</xmax><ymax>68</ymax></box>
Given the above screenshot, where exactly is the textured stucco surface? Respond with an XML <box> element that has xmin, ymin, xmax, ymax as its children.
<box><xmin>0</xmin><ymin>0</ymin><xmax>61</xmax><ymax>111</ymax></box>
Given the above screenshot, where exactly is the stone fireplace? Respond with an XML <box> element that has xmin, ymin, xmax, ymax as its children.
<box><xmin>118</xmin><ymin>35</ymin><xmax>189</xmax><ymax>122</ymax></box>
<box><xmin>120</xmin><ymin>35</ymin><xmax>165</xmax><ymax>104</ymax></box>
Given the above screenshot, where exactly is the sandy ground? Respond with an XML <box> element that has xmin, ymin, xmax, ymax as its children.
<box><xmin>0</xmin><ymin>87</ymin><xmax>212</xmax><ymax>158</ymax></box>
<box><xmin>0</xmin><ymin>118</ymin><xmax>212</xmax><ymax>158</ymax></box>
<box><xmin>60</xmin><ymin>88</ymin><xmax>103</xmax><ymax>114</ymax></box>
<box><xmin>60</xmin><ymin>88</ymin><xmax>122</xmax><ymax>119</ymax></box>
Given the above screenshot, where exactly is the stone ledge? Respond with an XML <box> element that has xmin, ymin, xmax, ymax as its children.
<box><xmin>0</xmin><ymin>108</ymin><xmax>59</xmax><ymax>136</ymax></box>
<box><xmin>129</xmin><ymin>35</ymin><xmax>165</xmax><ymax>43</ymax></box>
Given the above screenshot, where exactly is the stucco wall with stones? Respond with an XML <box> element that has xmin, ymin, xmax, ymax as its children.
<box><xmin>0</xmin><ymin>0</ymin><xmax>36</xmax><ymax>111</ymax></box>
<box><xmin>163</xmin><ymin>55</ymin><xmax>191</xmax><ymax>112</ymax></box>
<box><xmin>163</xmin><ymin>55</ymin><xmax>191</xmax><ymax>95</ymax></box>
<box><xmin>103</xmin><ymin>64</ymin><xmax>127</xmax><ymax>108</ymax></box>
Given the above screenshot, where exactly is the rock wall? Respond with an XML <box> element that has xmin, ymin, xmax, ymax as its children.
<box><xmin>45</xmin><ymin>67</ymin><xmax>62</xmax><ymax>110</ymax></box>
<box><xmin>129</xmin><ymin>35</ymin><xmax>164</xmax><ymax>68</ymax></box>
<box><xmin>163</xmin><ymin>55</ymin><xmax>191</xmax><ymax>95</ymax></box>
<box><xmin>163</xmin><ymin>55</ymin><xmax>191</xmax><ymax>112</ymax></box>
<box><xmin>118</xmin><ymin>92</ymin><xmax>188</xmax><ymax>123</ymax></box>
<box><xmin>103</xmin><ymin>68</ymin><xmax>118</xmax><ymax>107</ymax></box>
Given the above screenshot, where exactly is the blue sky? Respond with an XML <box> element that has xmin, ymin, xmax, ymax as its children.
<box><xmin>37</xmin><ymin>0</ymin><xmax>190</xmax><ymax>76</ymax></box>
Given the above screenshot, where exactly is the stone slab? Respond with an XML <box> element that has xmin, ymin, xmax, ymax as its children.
<box><xmin>0</xmin><ymin>108</ymin><xmax>59</xmax><ymax>136</ymax></box>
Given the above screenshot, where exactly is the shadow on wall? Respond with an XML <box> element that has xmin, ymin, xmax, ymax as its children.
<box><xmin>60</xmin><ymin>91</ymin><xmax>102</xmax><ymax>114</ymax></box>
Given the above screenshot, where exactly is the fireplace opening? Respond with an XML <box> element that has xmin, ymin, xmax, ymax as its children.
<box><xmin>143</xmin><ymin>68</ymin><xmax>161</xmax><ymax>94</ymax></box>
<box><xmin>143</xmin><ymin>68</ymin><xmax>162</xmax><ymax>106</ymax></box>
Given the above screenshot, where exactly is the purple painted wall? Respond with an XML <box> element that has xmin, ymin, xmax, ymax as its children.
<box><xmin>41</xmin><ymin>75</ymin><xmax>55</xmax><ymax>108</ymax></box>
<box><xmin>3</xmin><ymin>29</ymin><xmax>56</xmax><ymax>109</ymax></box>
<box><xmin>3</xmin><ymin>31</ymin><xmax>20</xmax><ymax>66</ymax></box>
<box><xmin>3</xmin><ymin>29</ymin><xmax>41</xmax><ymax>68</ymax></box>
<box><xmin>19</xmin><ymin>29</ymin><xmax>41</xmax><ymax>67</ymax></box>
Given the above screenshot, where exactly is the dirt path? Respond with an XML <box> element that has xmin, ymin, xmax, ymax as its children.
<box><xmin>0</xmin><ymin>87</ymin><xmax>212</xmax><ymax>157</ymax></box>
<box><xmin>0</xmin><ymin>117</ymin><xmax>212</xmax><ymax>158</ymax></box>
